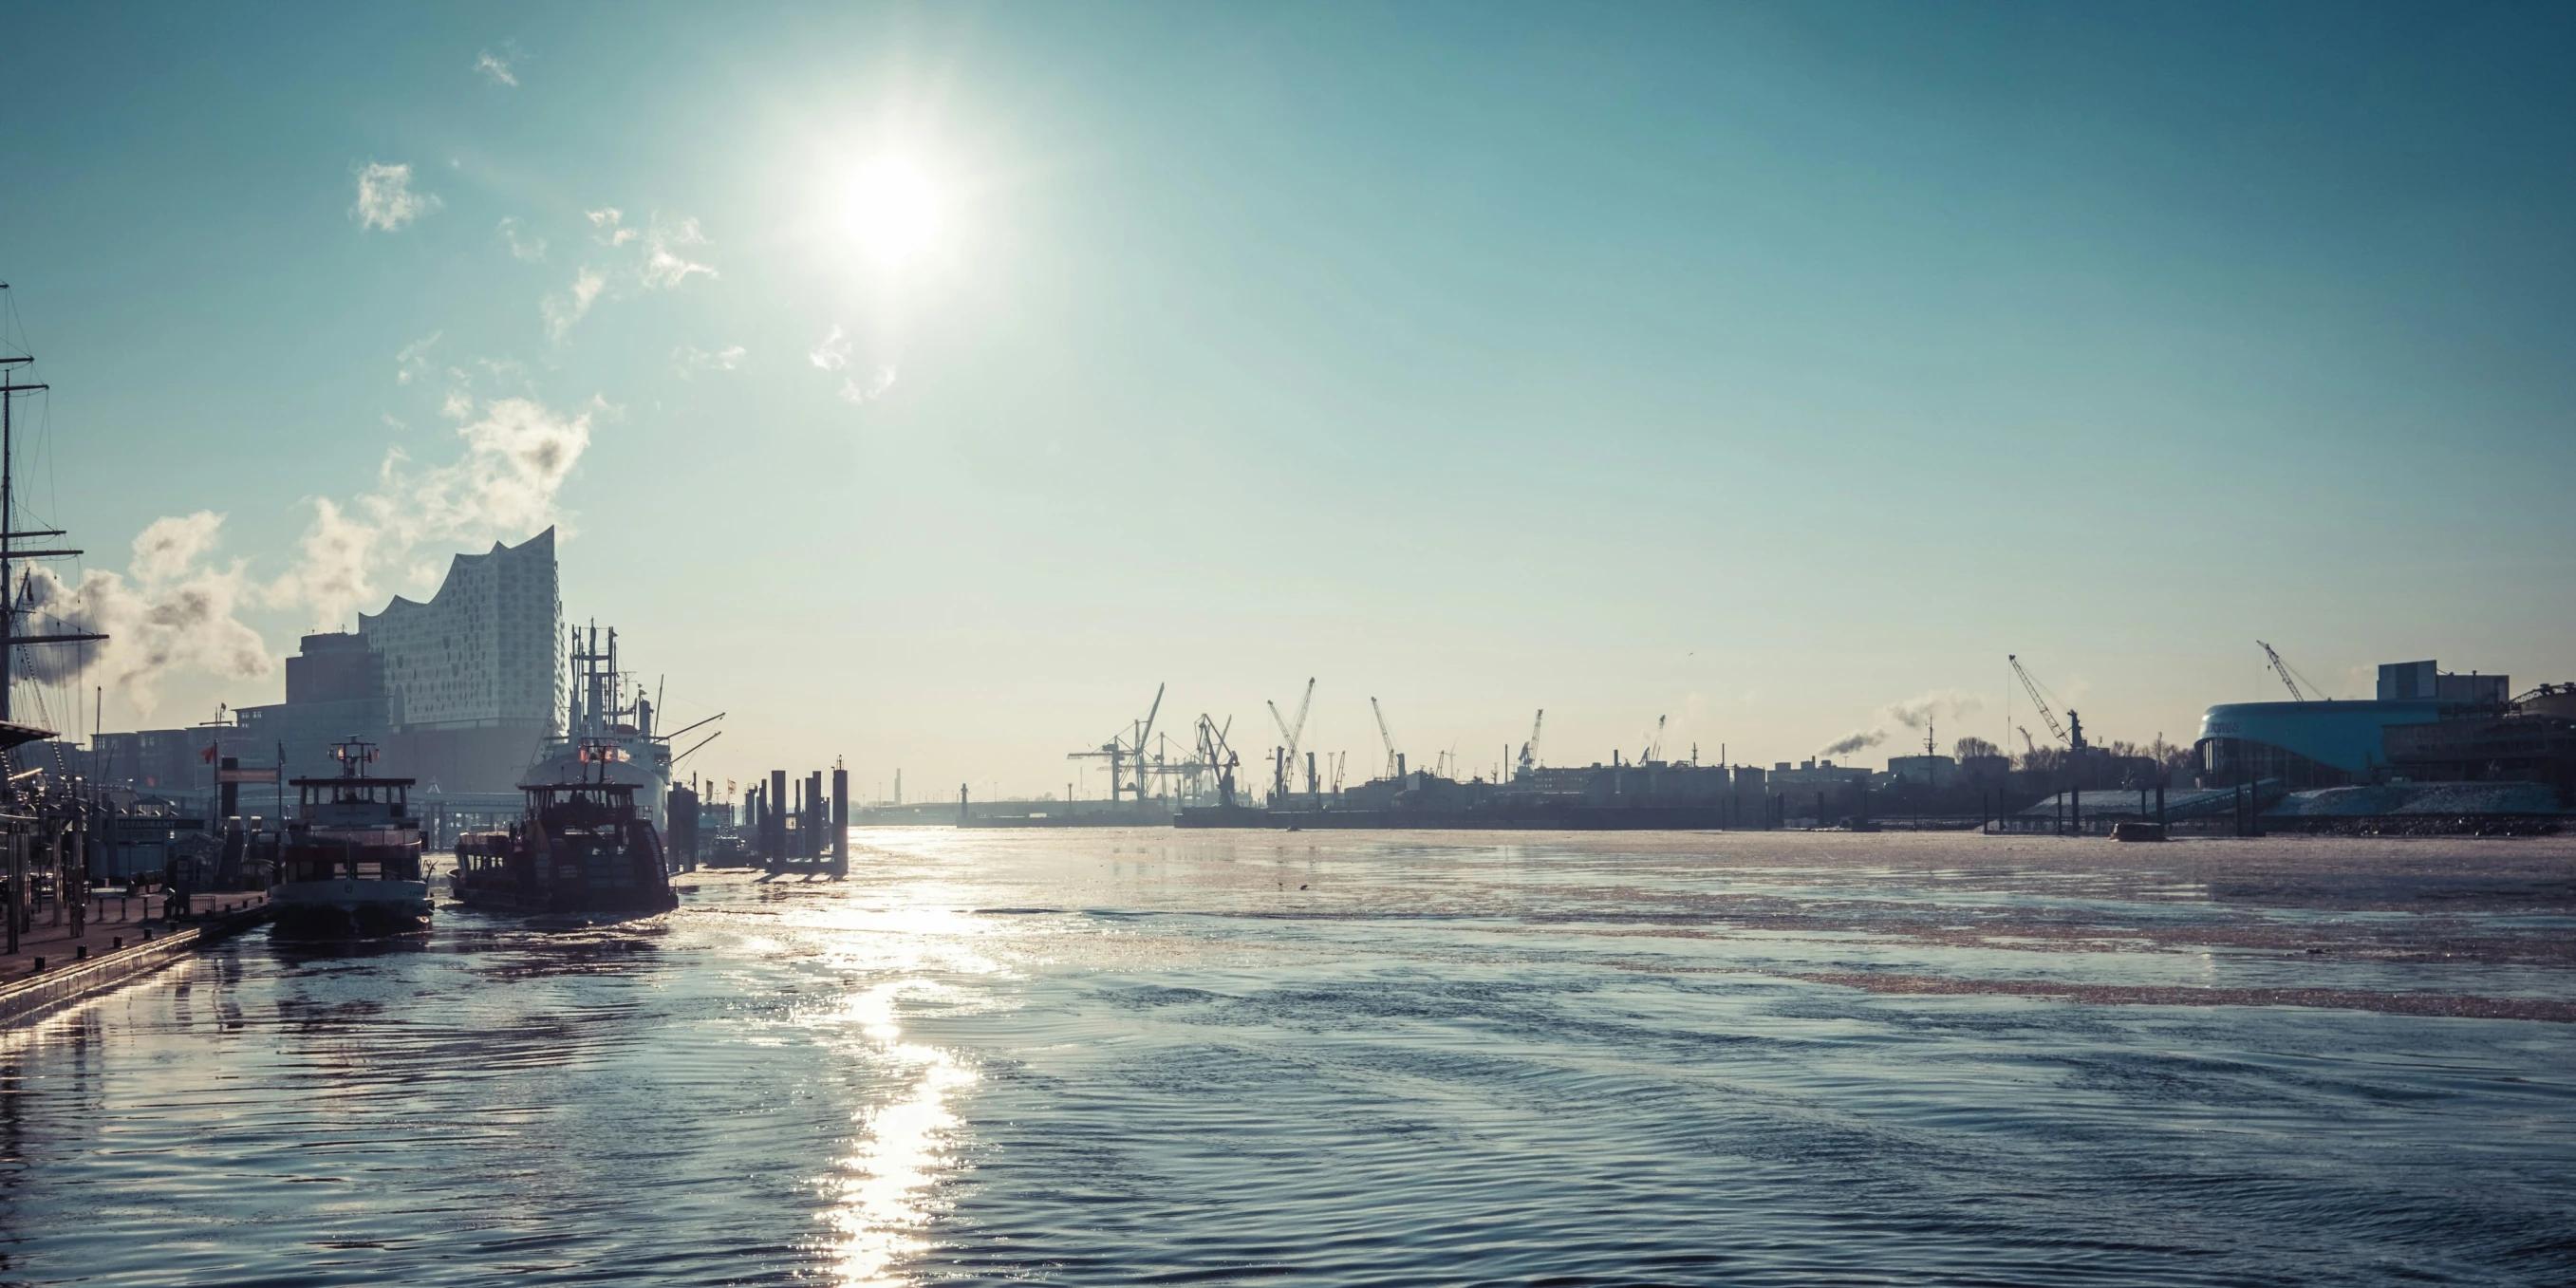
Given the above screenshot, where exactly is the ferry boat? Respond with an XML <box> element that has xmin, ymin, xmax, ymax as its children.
<box><xmin>271</xmin><ymin>740</ymin><xmax>433</xmax><ymax>938</ymax></box>
<box><xmin>452</xmin><ymin>739</ymin><xmax>680</xmax><ymax>917</ymax></box>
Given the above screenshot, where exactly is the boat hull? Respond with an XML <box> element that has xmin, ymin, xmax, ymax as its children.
<box><xmin>449</xmin><ymin>875</ymin><xmax>677</xmax><ymax>918</ymax></box>
<box><xmin>269</xmin><ymin>878</ymin><xmax>434</xmax><ymax>939</ymax></box>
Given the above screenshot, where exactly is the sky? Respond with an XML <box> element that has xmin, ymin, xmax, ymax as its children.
<box><xmin>1</xmin><ymin>1</ymin><xmax>2570</xmax><ymax>800</ymax></box>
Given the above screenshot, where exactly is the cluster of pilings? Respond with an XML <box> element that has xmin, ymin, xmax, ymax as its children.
<box><xmin>744</xmin><ymin>766</ymin><xmax>849</xmax><ymax>877</ymax></box>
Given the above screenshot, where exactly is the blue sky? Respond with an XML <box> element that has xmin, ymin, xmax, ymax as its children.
<box><xmin>2</xmin><ymin>3</ymin><xmax>2570</xmax><ymax>795</ymax></box>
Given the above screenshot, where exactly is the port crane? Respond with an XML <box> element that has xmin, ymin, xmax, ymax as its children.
<box><xmin>1268</xmin><ymin>678</ymin><xmax>1316</xmax><ymax>797</ymax></box>
<box><xmin>2008</xmin><ymin>655</ymin><xmax>2086</xmax><ymax>752</ymax></box>
<box><xmin>1371</xmin><ymin>697</ymin><xmax>1400</xmax><ymax>779</ymax></box>
<box><xmin>1515</xmin><ymin>708</ymin><xmax>1543</xmax><ymax>780</ymax></box>
<box><xmin>2257</xmin><ymin>641</ymin><xmax>2328</xmax><ymax>702</ymax></box>
<box><xmin>1067</xmin><ymin>682</ymin><xmax>1165</xmax><ymax>802</ymax></box>
<box><xmin>1193</xmin><ymin>714</ymin><xmax>1240</xmax><ymax>807</ymax></box>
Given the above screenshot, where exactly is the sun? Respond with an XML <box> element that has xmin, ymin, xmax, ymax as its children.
<box><xmin>843</xmin><ymin>158</ymin><xmax>941</xmax><ymax>268</ymax></box>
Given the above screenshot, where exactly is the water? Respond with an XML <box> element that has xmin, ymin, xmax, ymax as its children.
<box><xmin>3</xmin><ymin>831</ymin><xmax>2571</xmax><ymax>1286</ymax></box>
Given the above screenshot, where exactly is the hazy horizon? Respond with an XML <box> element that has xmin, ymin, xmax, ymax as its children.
<box><xmin>3</xmin><ymin>2</ymin><xmax>2571</xmax><ymax>798</ymax></box>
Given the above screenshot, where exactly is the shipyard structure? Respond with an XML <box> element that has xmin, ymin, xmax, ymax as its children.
<box><xmin>86</xmin><ymin>530</ymin><xmax>561</xmax><ymax>795</ymax></box>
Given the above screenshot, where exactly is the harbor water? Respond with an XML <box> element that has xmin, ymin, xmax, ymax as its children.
<box><xmin>2</xmin><ymin>830</ymin><xmax>2571</xmax><ymax>1285</ymax></box>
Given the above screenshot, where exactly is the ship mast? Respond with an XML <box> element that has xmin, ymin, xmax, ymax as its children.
<box><xmin>0</xmin><ymin>283</ymin><xmax>107</xmax><ymax>731</ymax></box>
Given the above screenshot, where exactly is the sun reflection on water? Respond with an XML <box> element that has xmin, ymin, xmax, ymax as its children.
<box><xmin>812</xmin><ymin>979</ymin><xmax>980</xmax><ymax>1286</ymax></box>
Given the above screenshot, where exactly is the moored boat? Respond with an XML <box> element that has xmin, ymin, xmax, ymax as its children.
<box><xmin>271</xmin><ymin>740</ymin><xmax>433</xmax><ymax>939</ymax></box>
<box><xmin>452</xmin><ymin>740</ymin><xmax>679</xmax><ymax>917</ymax></box>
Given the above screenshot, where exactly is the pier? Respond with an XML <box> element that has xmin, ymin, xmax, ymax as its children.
<box><xmin>0</xmin><ymin>889</ymin><xmax>271</xmax><ymax>1026</ymax></box>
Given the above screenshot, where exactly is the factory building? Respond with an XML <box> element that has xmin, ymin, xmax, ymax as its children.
<box><xmin>2194</xmin><ymin>660</ymin><xmax>2511</xmax><ymax>790</ymax></box>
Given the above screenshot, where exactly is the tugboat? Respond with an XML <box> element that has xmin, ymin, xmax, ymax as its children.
<box><xmin>521</xmin><ymin>624</ymin><xmax>690</xmax><ymax>834</ymax></box>
<box><xmin>452</xmin><ymin>739</ymin><xmax>679</xmax><ymax>917</ymax></box>
<box><xmin>271</xmin><ymin>739</ymin><xmax>433</xmax><ymax>939</ymax></box>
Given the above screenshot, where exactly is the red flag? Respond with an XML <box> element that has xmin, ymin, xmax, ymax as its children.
<box><xmin>200</xmin><ymin>744</ymin><xmax>219</xmax><ymax>764</ymax></box>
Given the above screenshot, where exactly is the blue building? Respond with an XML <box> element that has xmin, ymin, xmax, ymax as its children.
<box><xmin>2195</xmin><ymin>660</ymin><xmax>2509</xmax><ymax>788</ymax></box>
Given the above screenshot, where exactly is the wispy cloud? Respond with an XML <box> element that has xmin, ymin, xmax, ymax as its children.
<box><xmin>640</xmin><ymin>215</ymin><xmax>717</xmax><ymax>289</ymax></box>
<box><xmin>542</xmin><ymin>268</ymin><xmax>607</xmax><ymax>342</ymax></box>
<box><xmin>672</xmin><ymin>345</ymin><xmax>746</xmax><ymax>378</ymax></box>
<box><xmin>839</xmin><ymin>365</ymin><xmax>898</xmax><ymax>404</ymax></box>
<box><xmin>541</xmin><ymin>206</ymin><xmax>716</xmax><ymax>343</ymax></box>
<box><xmin>588</xmin><ymin>208</ymin><xmax>639</xmax><ymax>247</ymax></box>
<box><xmin>497</xmin><ymin>215</ymin><xmax>547</xmax><ymax>262</ymax></box>
<box><xmin>395</xmin><ymin>331</ymin><xmax>441</xmax><ymax>385</ymax></box>
<box><xmin>267</xmin><ymin>390</ymin><xmax>604</xmax><ymax>630</ymax></box>
<box><xmin>809</xmin><ymin>326</ymin><xmax>850</xmax><ymax>370</ymax></box>
<box><xmin>475</xmin><ymin>48</ymin><xmax>518</xmax><ymax>86</ymax></box>
<box><xmin>351</xmin><ymin>161</ymin><xmax>439</xmax><ymax>232</ymax></box>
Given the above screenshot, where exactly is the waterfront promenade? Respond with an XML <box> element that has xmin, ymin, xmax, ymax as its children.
<box><xmin>0</xmin><ymin>890</ymin><xmax>269</xmax><ymax>987</ymax></box>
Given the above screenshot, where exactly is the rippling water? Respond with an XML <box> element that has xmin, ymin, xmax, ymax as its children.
<box><xmin>3</xmin><ymin>831</ymin><xmax>2571</xmax><ymax>1286</ymax></box>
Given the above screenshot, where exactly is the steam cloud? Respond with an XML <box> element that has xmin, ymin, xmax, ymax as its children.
<box><xmin>1816</xmin><ymin>689</ymin><xmax>1985</xmax><ymax>759</ymax></box>
<box><xmin>16</xmin><ymin>513</ymin><xmax>272</xmax><ymax>716</ymax></box>
<box><xmin>19</xmin><ymin>391</ymin><xmax>599</xmax><ymax>715</ymax></box>
<box><xmin>268</xmin><ymin>390</ymin><xmax>599</xmax><ymax>628</ymax></box>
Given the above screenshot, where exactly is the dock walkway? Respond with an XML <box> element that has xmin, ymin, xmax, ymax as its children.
<box><xmin>0</xmin><ymin>891</ymin><xmax>272</xmax><ymax>1028</ymax></box>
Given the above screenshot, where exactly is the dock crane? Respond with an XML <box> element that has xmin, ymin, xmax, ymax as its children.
<box><xmin>1371</xmin><ymin>697</ymin><xmax>1400</xmax><ymax>779</ymax></box>
<box><xmin>1515</xmin><ymin>708</ymin><xmax>1544</xmax><ymax>780</ymax></box>
<box><xmin>1267</xmin><ymin>678</ymin><xmax>1316</xmax><ymax>796</ymax></box>
<box><xmin>2257</xmin><ymin>641</ymin><xmax>2327</xmax><ymax>702</ymax></box>
<box><xmin>1193</xmin><ymin>714</ymin><xmax>1239</xmax><ymax>807</ymax></box>
<box><xmin>1068</xmin><ymin>683</ymin><xmax>1166</xmax><ymax>802</ymax></box>
<box><xmin>2008</xmin><ymin>655</ymin><xmax>2086</xmax><ymax>753</ymax></box>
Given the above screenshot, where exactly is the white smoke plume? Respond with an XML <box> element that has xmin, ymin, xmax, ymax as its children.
<box><xmin>1817</xmin><ymin>690</ymin><xmax>1985</xmax><ymax>759</ymax></box>
<box><xmin>1884</xmin><ymin>689</ymin><xmax>1982</xmax><ymax>731</ymax></box>
<box><xmin>267</xmin><ymin>391</ymin><xmax>600</xmax><ymax>629</ymax></box>
<box><xmin>15</xmin><ymin>512</ymin><xmax>273</xmax><ymax>716</ymax></box>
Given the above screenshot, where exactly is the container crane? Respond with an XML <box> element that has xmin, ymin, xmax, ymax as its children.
<box><xmin>1067</xmin><ymin>682</ymin><xmax>1166</xmax><ymax>801</ymax></box>
<box><xmin>1371</xmin><ymin>697</ymin><xmax>1400</xmax><ymax>779</ymax></box>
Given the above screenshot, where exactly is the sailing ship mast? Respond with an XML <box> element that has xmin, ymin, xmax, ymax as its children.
<box><xmin>0</xmin><ymin>282</ymin><xmax>110</xmax><ymax>738</ymax></box>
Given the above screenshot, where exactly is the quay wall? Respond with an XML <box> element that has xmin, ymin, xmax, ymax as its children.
<box><xmin>0</xmin><ymin>908</ymin><xmax>271</xmax><ymax>1030</ymax></box>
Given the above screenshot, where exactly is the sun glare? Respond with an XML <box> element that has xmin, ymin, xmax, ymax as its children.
<box><xmin>844</xmin><ymin>159</ymin><xmax>941</xmax><ymax>268</ymax></box>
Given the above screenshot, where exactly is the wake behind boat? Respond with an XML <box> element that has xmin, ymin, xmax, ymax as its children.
<box><xmin>271</xmin><ymin>739</ymin><xmax>433</xmax><ymax>939</ymax></box>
